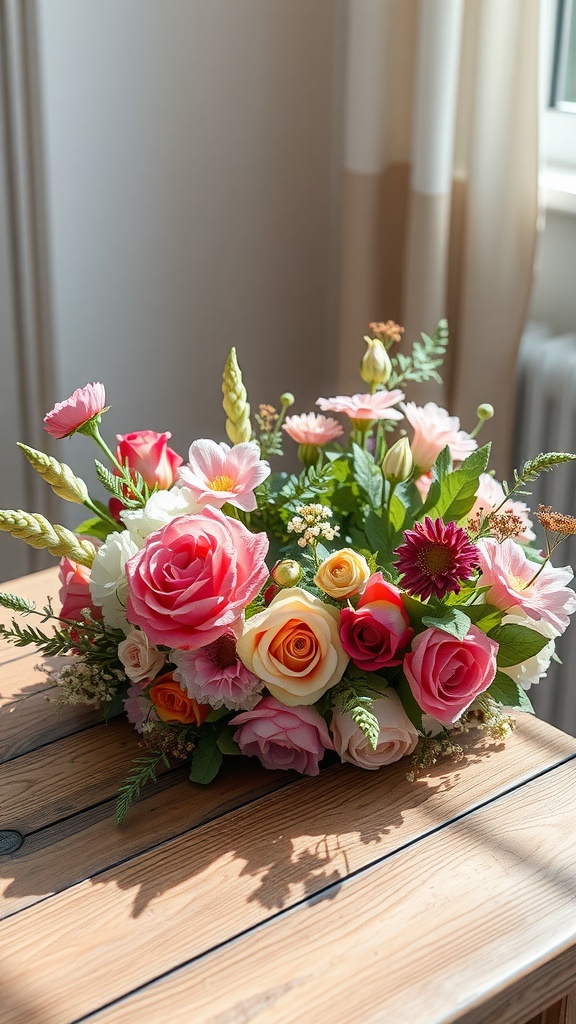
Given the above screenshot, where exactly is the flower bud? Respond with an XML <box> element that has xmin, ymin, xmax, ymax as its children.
<box><xmin>360</xmin><ymin>337</ymin><xmax>392</xmax><ymax>387</ymax></box>
<box><xmin>382</xmin><ymin>436</ymin><xmax>413</xmax><ymax>484</ymax></box>
<box><xmin>280</xmin><ymin>392</ymin><xmax>295</xmax><ymax>407</ymax></box>
<box><xmin>476</xmin><ymin>403</ymin><xmax>494</xmax><ymax>421</ymax></box>
<box><xmin>272</xmin><ymin>559</ymin><xmax>302</xmax><ymax>587</ymax></box>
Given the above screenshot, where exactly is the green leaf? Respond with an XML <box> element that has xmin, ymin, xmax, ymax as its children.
<box><xmin>395</xmin><ymin>675</ymin><xmax>423</xmax><ymax>731</ymax></box>
<box><xmin>432</xmin><ymin>445</ymin><xmax>453</xmax><ymax>482</ymax></box>
<box><xmin>0</xmin><ymin>591</ymin><xmax>36</xmax><ymax>615</ymax></box>
<box><xmin>362</xmin><ymin>509</ymin><xmax>392</xmax><ymax>562</ymax></box>
<box><xmin>513</xmin><ymin>451</ymin><xmax>576</xmax><ymax>486</ymax></box>
<box><xmin>352</xmin><ymin>443</ymin><xmax>383</xmax><ymax>510</ymax></box>
<box><xmin>189</xmin><ymin>732</ymin><xmax>224</xmax><ymax>784</ymax></box>
<box><xmin>487</xmin><ymin>670</ymin><xmax>535</xmax><ymax>713</ymax></box>
<box><xmin>401</xmin><ymin>592</ymin><xmax>430</xmax><ymax>629</ymax></box>
<box><xmin>464</xmin><ymin>603</ymin><xmax>504</xmax><ymax>633</ymax></box>
<box><xmin>489</xmin><ymin>623</ymin><xmax>551</xmax><ymax>667</ymax></box>
<box><xmin>115</xmin><ymin>752</ymin><xmax>169</xmax><ymax>824</ymax></box>
<box><xmin>389</xmin><ymin>492</ymin><xmax>406</xmax><ymax>533</ymax></box>
<box><xmin>422</xmin><ymin>607</ymin><xmax>471</xmax><ymax>640</ymax></box>
<box><xmin>74</xmin><ymin>515</ymin><xmax>111</xmax><ymax>541</ymax></box>
<box><xmin>216</xmin><ymin>725</ymin><xmax>242</xmax><ymax>756</ymax></box>
<box><xmin>396</xmin><ymin>479</ymin><xmax>427</xmax><ymax>524</ymax></box>
<box><xmin>425</xmin><ymin>444</ymin><xmax>491</xmax><ymax>523</ymax></box>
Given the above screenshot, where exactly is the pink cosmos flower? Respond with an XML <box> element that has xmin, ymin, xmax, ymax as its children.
<box><xmin>467</xmin><ymin>474</ymin><xmax>535</xmax><ymax>543</ymax></box>
<box><xmin>403</xmin><ymin>625</ymin><xmax>498</xmax><ymax>725</ymax></box>
<box><xmin>476</xmin><ymin>537</ymin><xmax>576</xmax><ymax>635</ymax></box>
<box><xmin>58</xmin><ymin>556</ymin><xmax>102</xmax><ymax>622</ymax></box>
<box><xmin>116</xmin><ymin>431</ymin><xmax>182</xmax><ymax>490</ymax></box>
<box><xmin>394</xmin><ymin>517</ymin><xmax>480</xmax><ymax>601</ymax></box>
<box><xmin>339</xmin><ymin>572</ymin><xmax>413</xmax><ymax>670</ymax></box>
<box><xmin>283</xmin><ymin>412</ymin><xmax>343</xmax><ymax>445</ymax></box>
<box><xmin>403</xmin><ymin>401</ymin><xmax>476</xmax><ymax>472</ymax></box>
<box><xmin>172</xmin><ymin>633</ymin><xmax>263</xmax><ymax>711</ymax></box>
<box><xmin>44</xmin><ymin>383</ymin><xmax>106</xmax><ymax>439</ymax></box>
<box><xmin>316</xmin><ymin>391</ymin><xmax>405</xmax><ymax>422</ymax></box>
<box><xmin>178</xmin><ymin>439</ymin><xmax>270</xmax><ymax>512</ymax></box>
<box><xmin>125</xmin><ymin>508</ymin><xmax>269</xmax><ymax>650</ymax></box>
<box><xmin>230</xmin><ymin>695</ymin><xmax>334</xmax><ymax>775</ymax></box>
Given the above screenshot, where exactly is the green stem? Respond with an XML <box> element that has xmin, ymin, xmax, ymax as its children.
<box><xmin>383</xmin><ymin>480</ymin><xmax>397</xmax><ymax>542</ymax></box>
<box><xmin>83</xmin><ymin>496</ymin><xmax>121</xmax><ymax>532</ymax></box>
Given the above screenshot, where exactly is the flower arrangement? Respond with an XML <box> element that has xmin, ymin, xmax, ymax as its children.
<box><xmin>1</xmin><ymin>320</ymin><xmax>576</xmax><ymax>823</ymax></box>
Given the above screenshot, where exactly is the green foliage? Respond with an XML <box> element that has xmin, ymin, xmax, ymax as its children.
<box><xmin>189</xmin><ymin>730</ymin><xmax>224</xmax><ymax>784</ymax></box>
<box><xmin>489</xmin><ymin>623</ymin><xmax>551</xmax><ymax>668</ymax></box>
<box><xmin>75</xmin><ymin>514</ymin><xmax>114</xmax><ymax>541</ymax></box>
<box><xmin>351</xmin><ymin>443</ymin><xmax>383</xmax><ymax>510</ymax></box>
<box><xmin>421</xmin><ymin>607</ymin><xmax>471</xmax><ymax>641</ymax></box>
<box><xmin>388</xmin><ymin>320</ymin><xmax>449</xmax><ymax>389</ymax></box>
<box><xmin>115</xmin><ymin>751</ymin><xmax>170</xmax><ymax>824</ymax></box>
<box><xmin>94</xmin><ymin>459</ymin><xmax>150</xmax><ymax>510</ymax></box>
<box><xmin>0</xmin><ymin>591</ymin><xmax>36</xmax><ymax>615</ymax></box>
<box><xmin>508</xmin><ymin>451</ymin><xmax>576</xmax><ymax>492</ymax></box>
<box><xmin>394</xmin><ymin>675</ymin><xmax>423</xmax><ymax>730</ymax></box>
<box><xmin>486</xmin><ymin>671</ymin><xmax>535</xmax><ymax>714</ymax></box>
<box><xmin>332</xmin><ymin>675</ymin><xmax>388</xmax><ymax>750</ymax></box>
<box><xmin>425</xmin><ymin>444</ymin><xmax>491</xmax><ymax>523</ymax></box>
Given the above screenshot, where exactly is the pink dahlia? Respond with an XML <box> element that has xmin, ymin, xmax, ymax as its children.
<box><xmin>403</xmin><ymin>402</ymin><xmax>476</xmax><ymax>472</ymax></box>
<box><xmin>476</xmin><ymin>537</ymin><xmax>576</xmax><ymax>635</ymax></box>
<box><xmin>316</xmin><ymin>391</ymin><xmax>405</xmax><ymax>422</ymax></box>
<box><xmin>178</xmin><ymin>439</ymin><xmax>270</xmax><ymax>512</ymax></box>
<box><xmin>394</xmin><ymin>517</ymin><xmax>480</xmax><ymax>601</ymax></box>
<box><xmin>283</xmin><ymin>412</ymin><xmax>343</xmax><ymax>445</ymax></box>
<box><xmin>172</xmin><ymin>633</ymin><xmax>263</xmax><ymax>711</ymax></box>
<box><xmin>44</xmin><ymin>383</ymin><xmax>106</xmax><ymax>439</ymax></box>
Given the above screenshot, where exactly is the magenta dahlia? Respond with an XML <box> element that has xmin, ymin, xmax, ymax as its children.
<box><xmin>393</xmin><ymin>516</ymin><xmax>479</xmax><ymax>601</ymax></box>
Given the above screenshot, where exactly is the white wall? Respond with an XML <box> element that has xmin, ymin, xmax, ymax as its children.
<box><xmin>34</xmin><ymin>0</ymin><xmax>344</xmax><ymax>524</ymax></box>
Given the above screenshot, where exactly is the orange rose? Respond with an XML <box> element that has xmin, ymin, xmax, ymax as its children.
<box><xmin>148</xmin><ymin>675</ymin><xmax>210</xmax><ymax>725</ymax></box>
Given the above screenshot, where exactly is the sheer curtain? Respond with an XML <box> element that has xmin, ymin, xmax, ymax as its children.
<box><xmin>336</xmin><ymin>0</ymin><xmax>540</xmax><ymax>476</ymax></box>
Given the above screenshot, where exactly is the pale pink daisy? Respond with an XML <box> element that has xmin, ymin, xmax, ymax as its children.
<box><xmin>283</xmin><ymin>412</ymin><xmax>343</xmax><ymax>445</ymax></box>
<box><xmin>476</xmin><ymin>537</ymin><xmax>576</xmax><ymax>635</ymax></box>
<box><xmin>44</xmin><ymin>383</ymin><xmax>106</xmax><ymax>439</ymax></box>
<box><xmin>178</xmin><ymin>439</ymin><xmax>270</xmax><ymax>512</ymax></box>
<box><xmin>468</xmin><ymin>473</ymin><xmax>535</xmax><ymax>543</ymax></box>
<box><xmin>316</xmin><ymin>390</ymin><xmax>405</xmax><ymax>422</ymax></box>
<box><xmin>172</xmin><ymin>634</ymin><xmax>263</xmax><ymax>711</ymax></box>
<box><xmin>403</xmin><ymin>401</ymin><xmax>476</xmax><ymax>472</ymax></box>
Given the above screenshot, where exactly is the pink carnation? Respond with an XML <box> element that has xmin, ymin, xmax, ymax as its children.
<box><xmin>230</xmin><ymin>695</ymin><xmax>334</xmax><ymax>775</ymax></box>
<box><xmin>125</xmin><ymin>508</ymin><xmax>269</xmax><ymax>650</ymax></box>
<box><xmin>172</xmin><ymin>633</ymin><xmax>263</xmax><ymax>711</ymax></box>
<box><xmin>178</xmin><ymin>439</ymin><xmax>270</xmax><ymax>512</ymax></box>
<box><xmin>44</xmin><ymin>383</ymin><xmax>106</xmax><ymax>439</ymax></box>
<box><xmin>317</xmin><ymin>391</ymin><xmax>405</xmax><ymax>422</ymax></box>
<box><xmin>403</xmin><ymin>401</ymin><xmax>476</xmax><ymax>472</ymax></box>
<box><xmin>283</xmin><ymin>413</ymin><xmax>343</xmax><ymax>445</ymax></box>
<box><xmin>476</xmin><ymin>537</ymin><xmax>576</xmax><ymax>635</ymax></box>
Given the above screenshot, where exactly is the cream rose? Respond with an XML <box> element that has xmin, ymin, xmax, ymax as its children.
<box><xmin>236</xmin><ymin>587</ymin><xmax>349</xmax><ymax>705</ymax></box>
<box><xmin>89</xmin><ymin>530</ymin><xmax>139</xmax><ymax>632</ymax></box>
<box><xmin>331</xmin><ymin>690</ymin><xmax>418</xmax><ymax>769</ymax></box>
<box><xmin>314</xmin><ymin>548</ymin><xmax>370</xmax><ymax>600</ymax></box>
<box><xmin>117</xmin><ymin>628</ymin><xmax>165</xmax><ymax>683</ymax></box>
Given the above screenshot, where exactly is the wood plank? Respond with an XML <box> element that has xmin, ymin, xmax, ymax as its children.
<box><xmin>0</xmin><ymin>718</ymin><xmax>574</xmax><ymax>1024</ymax></box>
<box><xmin>0</xmin><ymin>760</ymin><xmax>297</xmax><ymax>919</ymax></box>
<box><xmin>0</xmin><ymin>568</ymin><xmax>60</xmax><ymax>704</ymax></box>
<box><xmin>84</xmin><ymin>760</ymin><xmax>576</xmax><ymax>1024</ymax></box>
<box><xmin>0</xmin><ymin>686</ymin><xmax>101</xmax><ymax>761</ymax></box>
<box><xmin>0</xmin><ymin>649</ymin><xmax>54</xmax><ymax>706</ymax></box>
<box><xmin>0</xmin><ymin>567</ymin><xmax>60</xmax><ymax>657</ymax></box>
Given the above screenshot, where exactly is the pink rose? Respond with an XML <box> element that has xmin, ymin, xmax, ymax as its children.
<box><xmin>125</xmin><ymin>508</ymin><xmax>269</xmax><ymax>650</ymax></box>
<box><xmin>230</xmin><ymin>695</ymin><xmax>334</xmax><ymax>775</ymax></box>
<box><xmin>339</xmin><ymin>572</ymin><xmax>413</xmax><ymax>670</ymax></box>
<box><xmin>44</xmin><ymin>382</ymin><xmax>106</xmax><ymax>438</ymax></box>
<box><xmin>58</xmin><ymin>556</ymin><xmax>102</xmax><ymax>622</ymax></box>
<box><xmin>403</xmin><ymin>625</ymin><xmax>498</xmax><ymax>725</ymax></box>
<box><xmin>331</xmin><ymin>690</ymin><xmax>418</xmax><ymax>769</ymax></box>
<box><xmin>116</xmin><ymin>430</ymin><xmax>183</xmax><ymax>490</ymax></box>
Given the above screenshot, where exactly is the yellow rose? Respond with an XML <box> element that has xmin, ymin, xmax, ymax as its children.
<box><xmin>314</xmin><ymin>548</ymin><xmax>370</xmax><ymax>600</ymax></box>
<box><xmin>236</xmin><ymin>588</ymin><xmax>349</xmax><ymax>705</ymax></box>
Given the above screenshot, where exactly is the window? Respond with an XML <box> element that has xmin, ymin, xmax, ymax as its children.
<box><xmin>541</xmin><ymin>0</ymin><xmax>576</xmax><ymax>211</ymax></box>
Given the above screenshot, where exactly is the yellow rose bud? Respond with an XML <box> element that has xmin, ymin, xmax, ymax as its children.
<box><xmin>272</xmin><ymin>559</ymin><xmax>302</xmax><ymax>587</ymax></box>
<box><xmin>360</xmin><ymin>337</ymin><xmax>392</xmax><ymax>387</ymax></box>
<box><xmin>314</xmin><ymin>548</ymin><xmax>370</xmax><ymax>600</ymax></box>
<box><xmin>382</xmin><ymin>437</ymin><xmax>413</xmax><ymax>484</ymax></box>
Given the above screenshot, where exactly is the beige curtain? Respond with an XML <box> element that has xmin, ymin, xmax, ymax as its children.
<box><xmin>336</xmin><ymin>0</ymin><xmax>540</xmax><ymax>478</ymax></box>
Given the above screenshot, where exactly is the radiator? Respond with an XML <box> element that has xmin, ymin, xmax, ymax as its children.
<box><xmin>513</xmin><ymin>322</ymin><xmax>576</xmax><ymax>734</ymax></box>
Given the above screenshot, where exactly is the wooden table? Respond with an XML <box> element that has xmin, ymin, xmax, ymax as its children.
<box><xmin>1</xmin><ymin>569</ymin><xmax>576</xmax><ymax>1024</ymax></box>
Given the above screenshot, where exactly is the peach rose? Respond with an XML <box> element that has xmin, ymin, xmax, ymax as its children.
<box><xmin>148</xmin><ymin>675</ymin><xmax>210</xmax><ymax>725</ymax></box>
<box><xmin>117</xmin><ymin>628</ymin><xmax>165</xmax><ymax>683</ymax></box>
<box><xmin>314</xmin><ymin>548</ymin><xmax>370</xmax><ymax>600</ymax></box>
<box><xmin>236</xmin><ymin>587</ymin><xmax>349</xmax><ymax>706</ymax></box>
<box><xmin>331</xmin><ymin>690</ymin><xmax>418</xmax><ymax>769</ymax></box>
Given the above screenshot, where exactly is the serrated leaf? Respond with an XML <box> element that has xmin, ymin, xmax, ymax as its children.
<box><xmin>464</xmin><ymin>603</ymin><xmax>504</xmax><ymax>633</ymax></box>
<box><xmin>425</xmin><ymin>444</ymin><xmax>491</xmax><ymax>523</ymax></box>
<box><xmin>421</xmin><ymin>607</ymin><xmax>471</xmax><ymax>640</ymax></box>
<box><xmin>352</xmin><ymin>443</ymin><xmax>383</xmax><ymax>510</ymax></box>
<box><xmin>362</xmin><ymin>509</ymin><xmax>392</xmax><ymax>562</ymax></box>
<box><xmin>487</xmin><ymin>670</ymin><xmax>535</xmax><ymax>713</ymax></box>
<box><xmin>489</xmin><ymin>623</ymin><xmax>551</xmax><ymax>667</ymax></box>
<box><xmin>189</xmin><ymin>732</ymin><xmax>224</xmax><ymax>784</ymax></box>
<box><xmin>432</xmin><ymin>445</ymin><xmax>453</xmax><ymax>482</ymax></box>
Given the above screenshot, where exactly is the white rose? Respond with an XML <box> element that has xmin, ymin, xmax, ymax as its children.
<box><xmin>120</xmin><ymin>486</ymin><xmax>199</xmax><ymax>548</ymax></box>
<box><xmin>118</xmin><ymin>628</ymin><xmax>165</xmax><ymax>682</ymax></box>
<box><xmin>331</xmin><ymin>690</ymin><xmax>419</xmax><ymax>769</ymax></box>
<box><xmin>500</xmin><ymin>612</ymin><xmax>557</xmax><ymax>690</ymax></box>
<box><xmin>89</xmin><ymin>530</ymin><xmax>138</xmax><ymax>632</ymax></box>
